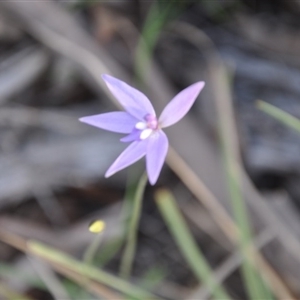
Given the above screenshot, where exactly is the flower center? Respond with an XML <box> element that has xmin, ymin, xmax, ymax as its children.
<box><xmin>145</xmin><ymin>114</ymin><xmax>158</xmax><ymax>130</ymax></box>
<box><xmin>135</xmin><ymin>114</ymin><xmax>158</xmax><ymax>140</ymax></box>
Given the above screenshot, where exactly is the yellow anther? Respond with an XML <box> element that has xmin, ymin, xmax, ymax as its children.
<box><xmin>89</xmin><ymin>220</ymin><xmax>106</xmax><ymax>233</ymax></box>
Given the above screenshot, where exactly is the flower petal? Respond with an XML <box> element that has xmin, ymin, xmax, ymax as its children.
<box><xmin>146</xmin><ymin>130</ymin><xmax>168</xmax><ymax>185</ymax></box>
<box><xmin>102</xmin><ymin>74</ymin><xmax>155</xmax><ymax>119</ymax></box>
<box><xmin>79</xmin><ymin>112</ymin><xmax>137</xmax><ymax>133</ymax></box>
<box><xmin>120</xmin><ymin>129</ymin><xmax>141</xmax><ymax>143</ymax></box>
<box><xmin>159</xmin><ymin>82</ymin><xmax>205</xmax><ymax>128</ymax></box>
<box><xmin>105</xmin><ymin>140</ymin><xmax>148</xmax><ymax>177</ymax></box>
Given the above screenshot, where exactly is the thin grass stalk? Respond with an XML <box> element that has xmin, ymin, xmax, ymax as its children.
<box><xmin>257</xmin><ymin>100</ymin><xmax>300</xmax><ymax>133</ymax></box>
<box><xmin>134</xmin><ymin>1</ymin><xmax>186</xmax><ymax>84</ymax></box>
<box><xmin>155</xmin><ymin>188</ymin><xmax>232</xmax><ymax>300</ymax></box>
<box><xmin>223</xmin><ymin>153</ymin><xmax>272</xmax><ymax>300</ymax></box>
<box><xmin>0</xmin><ymin>230</ymin><xmax>126</xmax><ymax>300</ymax></box>
<box><xmin>53</xmin><ymin>263</ymin><xmax>124</xmax><ymax>300</ymax></box>
<box><xmin>27</xmin><ymin>241</ymin><xmax>161</xmax><ymax>300</ymax></box>
<box><xmin>188</xmin><ymin>229</ymin><xmax>275</xmax><ymax>300</ymax></box>
<box><xmin>213</xmin><ymin>67</ymin><xmax>273</xmax><ymax>300</ymax></box>
<box><xmin>29</xmin><ymin>256</ymin><xmax>71</xmax><ymax>300</ymax></box>
<box><xmin>120</xmin><ymin>171</ymin><xmax>148</xmax><ymax>279</ymax></box>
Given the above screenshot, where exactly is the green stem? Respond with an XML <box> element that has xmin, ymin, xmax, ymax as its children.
<box><xmin>83</xmin><ymin>233</ymin><xmax>103</xmax><ymax>265</ymax></box>
<box><xmin>120</xmin><ymin>172</ymin><xmax>148</xmax><ymax>279</ymax></box>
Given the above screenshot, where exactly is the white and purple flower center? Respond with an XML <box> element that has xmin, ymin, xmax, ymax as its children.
<box><xmin>135</xmin><ymin>114</ymin><xmax>159</xmax><ymax>140</ymax></box>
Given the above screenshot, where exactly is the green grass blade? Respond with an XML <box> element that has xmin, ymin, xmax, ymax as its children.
<box><xmin>135</xmin><ymin>0</ymin><xmax>186</xmax><ymax>82</ymax></box>
<box><xmin>223</xmin><ymin>153</ymin><xmax>273</xmax><ymax>300</ymax></box>
<box><xmin>27</xmin><ymin>241</ymin><xmax>162</xmax><ymax>300</ymax></box>
<box><xmin>215</xmin><ymin>74</ymin><xmax>273</xmax><ymax>299</ymax></box>
<box><xmin>155</xmin><ymin>188</ymin><xmax>231</xmax><ymax>300</ymax></box>
<box><xmin>257</xmin><ymin>100</ymin><xmax>300</xmax><ymax>133</ymax></box>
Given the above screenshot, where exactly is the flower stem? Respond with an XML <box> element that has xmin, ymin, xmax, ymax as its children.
<box><xmin>83</xmin><ymin>232</ymin><xmax>103</xmax><ymax>265</ymax></box>
<box><xmin>120</xmin><ymin>171</ymin><xmax>148</xmax><ymax>279</ymax></box>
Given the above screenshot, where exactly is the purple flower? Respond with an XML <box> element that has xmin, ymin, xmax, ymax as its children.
<box><xmin>80</xmin><ymin>75</ymin><xmax>205</xmax><ymax>185</ymax></box>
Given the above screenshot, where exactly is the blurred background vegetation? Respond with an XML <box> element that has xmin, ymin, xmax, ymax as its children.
<box><xmin>1</xmin><ymin>0</ymin><xmax>300</xmax><ymax>299</ymax></box>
